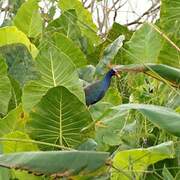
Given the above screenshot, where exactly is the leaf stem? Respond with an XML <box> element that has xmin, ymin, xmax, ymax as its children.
<box><xmin>0</xmin><ymin>138</ymin><xmax>74</xmax><ymax>151</ymax></box>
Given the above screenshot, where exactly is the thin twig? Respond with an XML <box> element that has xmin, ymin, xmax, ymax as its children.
<box><xmin>149</xmin><ymin>23</ymin><xmax>180</xmax><ymax>53</ymax></box>
<box><xmin>125</xmin><ymin>3</ymin><xmax>160</xmax><ymax>26</ymax></box>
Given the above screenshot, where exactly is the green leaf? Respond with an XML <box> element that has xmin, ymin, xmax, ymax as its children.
<box><xmin>47</xmin><ymin>9</ymin><xmax>82</xmax><ymax>45</ymax></box>
<box><xmin>95</xmin><ymin>110</ymin><xmax>127</xmax><ymax>147</ymax></box>
<box><xmin>107</xmin><ymin>23</ymin><xmax>133</xmax><ymax>65</ymax></box>
<box><xmin>112</xmin><ymin>141</ymin><xmax>175</xmax><ymax>180</ymax></box>
<box><xmin>96</xmin><ymin>35</ymin><xmax>125</xmax><ymax>75</ymax></box>
<box><xmin>90</xmin><ymin>104</ymin><xmax>128</xmax><ymax>149</ymax></box>
<box><xmin>0</xmin><ymin>44</ymin><xmax>40</xmax><ymax>86</ymax></box>
<box><xmin>157</xmin><ymin>38</ymin><xmax>180</xmax><ymax>67</ymax></box>
<box><xmin>0</xmin><ymin>56</ymin><xmax>7</xmax><ymax>76</ymax></box>
<box><xmin>14</xmin><ymin>0</ymin><xmax>43</xmax><ymax>38</ymax></box>
<box><xmin>160</xmin><ymin>0</ymin><xmax>180</xmax><ymax>36</ymax></box>
<box><xmin>103</xmin><ymin>86</ymin><xmax>122</xmax><ymax>105</ymax></box>
<box><xmin>0</xmin><ymin>26</ymin><xmax>38</xmax><ymax>58</ymax></box>
<box><xmin>158</xmin><ymin>0</ymin><xmax>180</xmax><ymax>67</ymax></box>
<box><xmin>78</xmin><ymin>65</ymin><xmax>96</xmax><ymax>82</ymax></box>
<box><xmin>113</xmin><ymin>104</ymin><xmax>180</xmax><ymax>137</ymax></box>
<box><xmin>175</xmin><ymin>170</ymin><xmax>180</xmax><ymax>180</ymax></box>
<box><xmin>59</xmin><ymin>0</ymin><xmax>100</xmax><ymax>45</ymax></box>
<box><xmin>89</xmin><ymin>102</ymin><xmax>114</xmax><ymax>121</ymax></box>
<box><xmin>145</xmin><ymin>64</ymin><xmax>180</xmax><ymax>87</ymax></box>
<box><xmin>0</xmin><ymin>105</ymin><xmax>26</xmax><ymax>137</ymax></box>
<box><xmin>2</xmin><ymin>131</ymin><xmax>38</xmax><ymax>153</ymax></box>
<box><xmin>0</xmin><ymin>57</ymin><xmax>11</xmax><ymax>116</ymax></box>
<box><xmin>123</xmin><ymin>23</ymin><xmax>163</xmax><ymax>63</ymax></box>
<box><xmin>77</xmin><ymin>139</ymin><xmax>97</xmax><ymax>151</ymax></box>
<box><xmin>8</xmin><ymin>0</ymin><xmax>25</xmax><ymax>14</ymax></box>
<box><xmin>22</xmin><ymin>44</ymin><xmax>85</xmax><ymax>112</ymax></box>
<box><xmin>28</xmin><ymin>86</ymin><xmax>93</xmax><ymax>149</ymax></box>
<box><xmin>8</xmin><ymin>76</ymin><xmax>22</xmax><ymax>111</ymax></box>
<box><xmin>0</xmin><ymin>151</ymin><xmax>109</xmax><ymax>176</ymax></box>
<box><xmin>162</xmin><ymin>166</ymin><xmax>174</xmax><ymax>180</ymax></box>
<box><xmin>87</xmin><ymin>23</ymin><xmax>132</xmax><ymax>65</ymax></box>
<box><xmin>107</xmin><ymin>23</ymin><xmax>133</xmax><ymax>42</ymax></box>
<box><xmin>12</xmin><ymin>170</ymin><xmax>42</xmax><ymax>180</ymax></box>
<box><xmin>42</xmin><ymin>32</ymin><xmax>87</xmax><ymax>67</ymax></box>
<box><xmin>116</xmin><ymin>63</ymin><xmax>180</xmax><ymax>87</ymax></box>
<box><xmin>0</xmin><ymin>167</ymin><xmax>10</xmax><ymax>180</ymax></box>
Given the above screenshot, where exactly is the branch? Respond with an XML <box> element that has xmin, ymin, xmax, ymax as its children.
<box><xmin>125</xmin><ymin>3</ymin><xmax>160</xmax><ymax>26</ymax></box>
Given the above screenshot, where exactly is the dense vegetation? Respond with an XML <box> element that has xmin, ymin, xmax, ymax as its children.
<box><xmin>0</xmin><ymin>0</ymin><xmax>179</xmax><ymax>179</ymax></box>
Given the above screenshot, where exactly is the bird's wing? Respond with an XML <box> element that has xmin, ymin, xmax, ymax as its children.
<box><xmin>84</xmin><ymin>80</ymin><xmax>102</xmax><ymax>95</ymax></box>
<box><xmin>84</xmin><ymin>80</ymin><xmax>104</xmax><ymax>105</ymax></box>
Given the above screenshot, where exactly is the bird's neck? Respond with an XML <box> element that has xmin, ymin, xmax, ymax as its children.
<box><xmin>102</xmin><ymin>72</ymin><xmax>113</xmax><ymax>90</ymax></box>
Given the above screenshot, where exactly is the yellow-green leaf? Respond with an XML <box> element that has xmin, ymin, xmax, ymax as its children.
<box><xmin>0</xmin><ymin>26</ymin><xmax>38</xmax><ymax>58</ymax></box>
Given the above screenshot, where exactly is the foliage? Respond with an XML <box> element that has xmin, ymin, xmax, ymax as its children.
<box><xmin>0</xmin><ymin>0</ymin><xmax>179</xmax><ymax>179</ymax></box>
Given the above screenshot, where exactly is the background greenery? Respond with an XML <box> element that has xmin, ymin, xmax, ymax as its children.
<box><xmin>0</xmin><ymin>0</ymin><xmax>179</xmax><ymax>179</ymax></box>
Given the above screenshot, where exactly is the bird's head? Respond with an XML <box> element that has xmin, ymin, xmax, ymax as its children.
<box><xmin>109</xmin><ymin>68</ymin><xmax>120</xmax><ymax>77</ymax></box>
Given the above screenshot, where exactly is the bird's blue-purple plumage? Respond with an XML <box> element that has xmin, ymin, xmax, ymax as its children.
<box><xmin>84</xmin><ymin>69</ymin><xmax>117</xmax><ymax>106</ymax></box>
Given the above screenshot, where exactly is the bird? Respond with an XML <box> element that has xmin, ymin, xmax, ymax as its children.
<box><xmin>84</xmin><ymin>68</ymin><xmax>119</xmax><ymax>106</ymax></box>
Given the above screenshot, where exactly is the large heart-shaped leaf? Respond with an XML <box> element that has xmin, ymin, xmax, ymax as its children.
<box><xmin>123</xmin><ymin>23</ymin><xmax>163</xmax><ymax>64</ymax></box>
<box><xmin>28</xmin><ymin>86</ymin><xmax>93</xmax><ymax>149</ymax></box>
<box><xmin>13</xmin><ymin>0</ymin><xmax>42</xmax><ymax>38</ymax></box>
<box><xmin>22</xmin><ymin>45</ymin><xmax>85</xmax><ymax>112</ymax></box>
<box><xmin>113</xmin><ymin>104</ymin><xmax>180</xmax><ymax>136</ymax></box>
<box><xmin>0</xmin><ymin>26</ymin><xmax>38</xmax><ymax>58</ymax></box>
<box><xmin>0</xmin><ymin>151</ymin><xmax>109</xmax><ymax>177</ymax></box>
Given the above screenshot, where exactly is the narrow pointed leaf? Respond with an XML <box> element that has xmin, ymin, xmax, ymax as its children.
<box><xmin>96</xmin><ymin>35</ymin><xmax>125</xmax><ymax>75</ymax></box>
<box><xmin>0</xmin><ymin>151</ymin><xmax>109</xmax><ymax>176</ymax></box>
<box><xmin>116</xmin><ymin>64</ymin><xmax>180</xmax><ymax>87</ymax></box>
